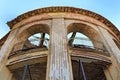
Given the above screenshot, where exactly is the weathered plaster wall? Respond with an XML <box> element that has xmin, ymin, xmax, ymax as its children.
<box><xmin>0</xmin><ymin>8</ymin><xmax>120</xmax><ymax>80</ymax></box>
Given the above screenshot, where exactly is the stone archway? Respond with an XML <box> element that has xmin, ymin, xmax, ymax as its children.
<box><xmin>67</xmin><ymin>22</ymin><xmax>111</xmax><ymax>80</ymax></box>
<box><xmin>67</xmin><ymin>22</ymin><xmax>105</xmax><ymax>51</ymax></box>
<box><xmin>8</xmin><ymin>23</ymin><xmax>50</xmax><ymax>80</ymax></box>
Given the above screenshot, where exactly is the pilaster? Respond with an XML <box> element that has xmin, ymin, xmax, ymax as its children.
<box><xmin>48</xmin><ymin>18</ymin><xmax>72</xmax><ymax>80</ymax></box>
<box><xmin>97</xmin><ymin>26</ymin><xmax>120</xmax><ymax>80</ymax></box>
<box><xmin>0</xmin><ymin>28</ymin><xmax>19</xmax><ymax>80</ymax></box>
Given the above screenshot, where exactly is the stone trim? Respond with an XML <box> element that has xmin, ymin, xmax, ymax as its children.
<box><xmin>7</xmin><ymin>6</ymin><xmax>120</xmax><ymax>39</ymax></box>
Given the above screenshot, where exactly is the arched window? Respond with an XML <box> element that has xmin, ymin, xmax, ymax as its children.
<box><xmin>71</xmin><ymin>58</ymin><xmax>107</xmax><ymax>80</ymax></box>
<box><xmin>68</xmin><ymin>32</ymin><xmax>107</xmax><ymax>80</ymax></box>
<box><xmin>67</xmin><ymin>23</ymin><xmax>109</xmax><ymax>80</ymax></box>
<box><xmin>68</xmin><ymin>32</ymin><xmax>94</xmax><ymax>49</ymax></box>
<box><xmin>9</xmin><ymin>24</ymin><xmax>50</xmax><ymax>80</ymax></box>
<box><xmin>27</xmin><ymin>33</ymin><xmax>50</xmax><ymax>48</ymax></box>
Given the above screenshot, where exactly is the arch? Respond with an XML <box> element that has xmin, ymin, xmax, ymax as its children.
<box><xmin>18</xmin><ymin>23</ymin><xmax>50</xmax><ymax>42</ymax></box>
<box><xmin>68</xmin><ymin>23</ymin><xmax>98</xmax><ymax>39</ymax></box>
<box><xmin>67</xmin><ymin>22</ymin><xmax>110</xmax><ymax>57</ymax></box>
<box><xmin>67</xmin><ymin>22</ymin><xmax>104</xmax><ymax>48</ymax></box>
<box><xmin>67</xmin><ymin>23</ymin><xmax>110</xmax><ymax>80</ymax></box>
<box><xmin>8</xmin><ymin>24</ymin><xmax>50</xmax><ymax>80</ymax></box>
<box><xmin>9</xmin><ymin>23</ymin><xmax>50</xmax><ymax>53</ymax></box>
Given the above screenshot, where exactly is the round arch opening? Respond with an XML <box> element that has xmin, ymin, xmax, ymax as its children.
<box><xmin>67</xmin><ymin>23</ymin><xmax>110</xmax><ymax>80</ymax></box>
<box><xmin>8</xmin><ymin>24</ymin><xmax>50</xmax><ymax>80</ymax></box>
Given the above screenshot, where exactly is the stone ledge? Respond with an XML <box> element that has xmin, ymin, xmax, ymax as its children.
<box><xmin>70</xmin><ymin>49</ymin><xmax>111</xmax><ymax>64</ymax></box>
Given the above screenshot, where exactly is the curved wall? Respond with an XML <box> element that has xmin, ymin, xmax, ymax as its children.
<box><xmin>0</xmin><ymin>7</ymin><xmax>120</xmax><ymax>80</ymax></box>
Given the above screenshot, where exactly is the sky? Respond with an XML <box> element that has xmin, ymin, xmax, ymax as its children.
<box><xmin>0</xmin><ymin>0</ymin><xmax>120</xmax><ymax>39</ymax></box>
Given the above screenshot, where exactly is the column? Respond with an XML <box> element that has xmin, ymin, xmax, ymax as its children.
<box><xmin>97</xmin><ymin>26</ymin><xmax>120</xmax><ymax>63</ymax></box>
<box><xmin>48</xmin><ymin>18</ymin><xmax>72</xmax><ymax>80</ymax></box>
<box><xmin>97</xmin><ymin>26</ymin><xmax>120</xmax><ymax>80</ymax></box>
<box><xmin>0</xmin><ymin>28</ymin><xmax>19</xmax><ymax>80</ymax></box>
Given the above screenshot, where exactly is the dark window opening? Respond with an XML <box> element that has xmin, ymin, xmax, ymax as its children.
<box><xmin>72</xmin><ymin>58</ymin><xmax>107</xmax><ymax>80</ymax></box>
<box><xmin>12</xmin><ymin>62</ymin><xmax>47</xmax><ymax>80</ymax></box>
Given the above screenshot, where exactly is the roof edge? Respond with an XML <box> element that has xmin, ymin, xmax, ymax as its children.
<box><xmin>7</xmin><ymin>6</ymin><xmax>120</xmax><ymax>39</ymax></box>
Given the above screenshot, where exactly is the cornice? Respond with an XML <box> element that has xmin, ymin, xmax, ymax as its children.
<box><xmin>7</xmin><ymin>6</ymin><xmax>120</xmax><ymax>40</ymax></box>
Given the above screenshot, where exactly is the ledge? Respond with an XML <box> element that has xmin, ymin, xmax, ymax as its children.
<box><xmin>9</xmin><ymin>47</ymin><xmax>48</xmax><ymax>59</ymax></box>
<box><xmin>7</xmin><ymin>48</ymin><xmax>48</xmax><ymax>69</ymax></box>
<box><xmin>70</xmin><ymin>49</ymin><xmax>111</xmax><ymax>64</ymax></box>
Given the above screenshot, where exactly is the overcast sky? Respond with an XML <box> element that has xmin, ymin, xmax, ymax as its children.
<box><xmin>0</xmin><ymin>0</ymin><xmax>120</xmax><ymax>39</ymax></box>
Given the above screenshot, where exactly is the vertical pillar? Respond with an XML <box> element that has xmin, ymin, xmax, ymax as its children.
<box><xmin>98</xmin><ymin>26</ymin><xmax>120</xmax><ymax>63</ymax></box>
<box><xmin>0</xmin><ymin>29</ymin><xmax>19</xmax><ymax>67</ymax></box>
<box><xmin>48</xmin><ymin>18</ymin><xmax>72</xmax><ymax>80</ymax></box>
<box><xmin>0</xmin><ymin>28</ymin><xmax>19</xmax><ymax>80</ymax></box>
<box><xmin>97</xmin><ymin>26</ymin><xmax>120</xmax><ymax>80</ymax></box>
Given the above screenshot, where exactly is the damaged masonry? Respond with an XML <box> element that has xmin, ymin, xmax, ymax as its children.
<box><xmin>0</xmin><ymin>7</ymin><xmax>120</xmax><ymax>80</ymax></box>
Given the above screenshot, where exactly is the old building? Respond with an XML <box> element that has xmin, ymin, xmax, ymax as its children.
<box><xmin>0</xmin><ymin>6</ymin><xmax>120</xmax><ymax>80</ymax></box>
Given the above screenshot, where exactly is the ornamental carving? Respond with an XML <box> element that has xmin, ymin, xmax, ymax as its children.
<box><xmin>7</xmin><ymin>7</ymin><xmax>120</xmax><ymax>39</ymax></box>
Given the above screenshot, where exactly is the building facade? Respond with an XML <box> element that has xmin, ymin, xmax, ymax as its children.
<box><xmin>0</xmin><ymin>6</ymin><xmax>120</xmax><ymax>80</ymax></box>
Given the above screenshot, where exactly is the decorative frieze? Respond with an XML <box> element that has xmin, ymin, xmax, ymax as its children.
<box><xmin>7</xmin><ymin>7</ymin><xmax>120</xmax><ymax>39</ymax></box>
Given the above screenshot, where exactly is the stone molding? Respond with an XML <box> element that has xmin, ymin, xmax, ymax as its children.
<box><xmin>7</xmin><ymin>6</ymin><xmax>120</xmax><ymax>39</ymax></box>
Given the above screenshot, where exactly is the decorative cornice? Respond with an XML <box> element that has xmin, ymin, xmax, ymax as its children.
<box><xmin>7</xmin><ymin>6</ymin><xmax>120</xmax><ymax>40</ymax></box>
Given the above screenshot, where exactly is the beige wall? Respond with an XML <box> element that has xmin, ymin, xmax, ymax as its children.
<box><xmin>0</xmin><ymin>12</ymin><xmax>120</xmax><ymax>80</ymax></box>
